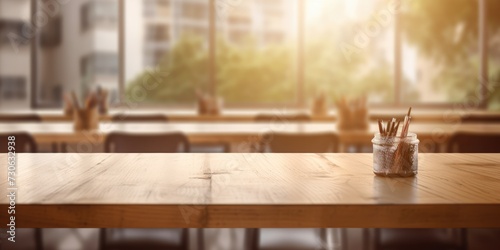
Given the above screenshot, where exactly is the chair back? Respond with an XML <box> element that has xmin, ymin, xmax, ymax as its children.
<box><xmin>461</xmin><ymin>115</ymin><xmax>500</xmax><ymax>123</ymax></box>
<box><xmin>105</xmin><ymin>132</ymin><xmax>190</xmax><ymax>153</ymax></box>
<box><xmin>0</xmin><ymin>133</ymin><xmax>37</xmax><ymax>153</ymax></box>
<box><xmin>0</xmin><ymin>114</ymin><xmax>41</xmax><ymax>122</ymax></box>
<box><xmin>255</xmin><ymin>113</ymin><xmax>311</xmax><ymax>122</ymax></box>
<box><xmin>447</xmin><ymin>132</ymin><xmax>500</xmax><ymax>153</ymax></box>
<box><xmin>111</xmin><ymin>114</ymin><xmax>168</xmax><ymax>123</ymax></box>
<box><xmin>261</xmin><ymin>133</ymin><xmax>338</xmax><ymax>153</ymax></box>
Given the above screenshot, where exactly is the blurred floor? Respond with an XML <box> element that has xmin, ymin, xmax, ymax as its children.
<box><xmin>2</xmin><ymin>228</ymin><xmax>500</xmax><ymax>250</ymax></box>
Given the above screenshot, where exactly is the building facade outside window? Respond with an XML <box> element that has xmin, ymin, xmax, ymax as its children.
<box><xmin>0</xmin><ymin>77</ymin><xmax>26</xmax><ymax>100</ymax></box>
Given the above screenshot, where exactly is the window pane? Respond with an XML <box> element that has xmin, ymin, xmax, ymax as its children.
<box><xmin>81</xmin><ymin>0</ymin><xmax>118</xmax><ymax>32</ymax></box>
<box><xmin>401</xmin><ymin>0</ymin><xmax>478</xmax><ymax>104</ymax></box>
<box><xmin>305</xmin><ymin>0</ymin><xmax>395</xmax><ymax>105</ymax></box>
<box><xmin>125</xmin><ymin>0</ymin><xmax>209</xmax><ymax>106</ymax></box>
<box><xmin>0</xmin><ymin>0</ymin><xmax>31</xmax><ymax>110</ymax></box>
<box><xmin>34</xmin><ymin>0</ymin><xmax>119</xmax><ymax>108</ymax></box>
<box><xmin>488</xmin><ymin>1</ymin><xmax>500</xmax><ymax>110</ymax></box>
<box><xmin>215</xmin><ymin>0</ymin><xmax>298</xmax><ymax>105</ymax></box>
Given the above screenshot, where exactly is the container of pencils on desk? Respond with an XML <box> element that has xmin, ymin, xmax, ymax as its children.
<box><xmin>74</xmin><ymin>108</ymin><xmax>98</xmax><ymax>131</ymax></box>
<box><xmin>372</xmin><ymin>108</ymin><xmax>419</xmax><ymax>177</ymax></box>
<box><xmin>71</xmin><ymin>92</ymin><xmax>99</xmax><ymax>131</ymax></box>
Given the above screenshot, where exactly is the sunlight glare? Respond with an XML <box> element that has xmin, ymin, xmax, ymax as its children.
<box><xmin>306</xmin><ymin>0</ymin><xmax>361</xmax><ymax>25</ymax></box>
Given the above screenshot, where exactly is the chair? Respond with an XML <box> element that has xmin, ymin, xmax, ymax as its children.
<box><xmin>0</xmin><ymin>114</ymin><xmax>42</xmax><ymax>122</ymax></box>
<box><xmin>0</xmin><ymin>133</ymin><xmax>42</xmax><ymax>250</ymax></box>
<box><xmin>0</xmin><ymin>133</ymin><xmax>37</xmax><ymax>153</ymax></box>
<box><xmin>247</xmin><ymin>132</ymin><xmax>342</xmax><ymax>250</ymax></box>
<box><xmin>60</xmin><ymin>114</ymin><xmax>168</xmax><ymax>152</ymax></box>
<box><xmin>104</xmin><ymin>132</ymin><xmax>189</xmax><ymax>153</ymax></box>
<box><xmin>190</xmin><ymin>142</ymin><xmax>231</xmax><ymax>153</ymax></box>
<box><xmin>0</xmin><ymin>115</ymin><xmax>61</xmax><ymax>152</ymax></box>
<box><xmin>259</xmin><ymin>132</ymin><xmax>338</xmax><ymax>153</ymax></box>
<box><xmin>101</xmin><ymin>132</ymin><xmax>190</xmax><ymax>250</ymax></box>
<box><xmin>111</xmin><ymin>114</ymin><xmax>169</xmax><ymax>123</ymax></box>
<box><xmin>461</xmin><ymin>114</ymin><xmax>500</xmax><ymax>123</ymax></box>
<box><xmin>447</xmin><ymin>132</ymin><xmax>500</xmax><ymax>153</ymax></box>
<box><xmin>254</xmin><ymin>114</ymin><xmax>313</xmax><ymax>153</ymax></box>
<box><xmin>255</xmin><ymin>113</ymin><xmax>311</xmax><ymax>122</ymax></box>
<box><xmin>374</xmin><ymin>229</ymin><xmax>467</xmax><ymax>250</ymax></box>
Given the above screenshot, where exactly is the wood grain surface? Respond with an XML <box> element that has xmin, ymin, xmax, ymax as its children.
<box><xmin>1</xmin><ymin>153</ymin><xmax>499</xmax><ymax>228</ymax></box>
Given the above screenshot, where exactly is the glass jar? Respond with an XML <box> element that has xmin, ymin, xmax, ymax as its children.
<box><xmin>372</xmin><ymin>133</ymin><xmax>419</xmax><ymax>177</ymax></box>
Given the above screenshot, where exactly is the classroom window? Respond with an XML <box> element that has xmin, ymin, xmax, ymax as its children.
<box><xmin>304</xmin><ymin>0</ymin><xmax>395</xmax><ymax>105</ymax></box>
<box><xmin>400</xmin><ymin>0</ymin><xmax>479</xmax><ymax>104</ymax></box>
<box><xmin>216</xmin><ymin>0</ymin><xmax>298</xmax><ymax>105</ymax></box>
<box><xmin>124</xmin><ymin>0</ymin><xmax>209</xmax><ymax>105</ymax></box>
<box><xmin>1</xmin><ymin>0</ymin><xmax>497</xmax><ymax>109</ymax></box>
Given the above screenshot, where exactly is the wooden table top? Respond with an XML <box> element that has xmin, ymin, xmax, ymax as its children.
<box><xmin>0</xmin><ymin>122</ymin><xmax>499</xmax><ymax>145</ymax></box>
<box><xmin>1</xmin><ymin>153</ymin><xmax>499</xmax><ymax>228</ymax></box>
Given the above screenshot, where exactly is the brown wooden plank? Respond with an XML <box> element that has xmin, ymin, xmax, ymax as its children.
<box><xmin>3</xmin><ymin>204</ymin><xmax>500</xmax><ymax>228</ymax></box>
<box><xmin>1</xmin><ymin>154</ymin><xmax>500</xmax><ymax>228</ymax></box>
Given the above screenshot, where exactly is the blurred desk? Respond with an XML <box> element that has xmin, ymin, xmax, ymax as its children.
<box><xmin>0</xmin><ymin>122</ymin><xmax>499</xmax><ymax>147</ymax></box>
<box><xmin>1</xmin><ymin>153</ymin><xmax>499</xmax><ymax>228</ymax></box>
<box><xmin>2</xmin><ymin>109</ymin><xmax>499</xmax><ymax>122</ymax></box>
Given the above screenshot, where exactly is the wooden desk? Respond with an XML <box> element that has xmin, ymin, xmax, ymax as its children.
<box><xmin>1</xmin><ymin>153</ymin><xmax>499</xmax><ymax>228</ymax></box>
<box><xmin>0</xmin><ymin>122</ymin><xmax>499</xmax><ymax>147</ymax></box>
<box><xmin>2</xmin><ymin>109</ymin><xmax>497</xmax><ymax>123</ymax></box>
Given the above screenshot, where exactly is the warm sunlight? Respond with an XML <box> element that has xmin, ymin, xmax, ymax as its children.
<box><xmin>1</xmin><ymin>1</ymin><xmax>500</xmax><ymax>249</ymax></box>
<box><xmin>306</xmin><ymin>0</ymin><xmax>363</xmax><ymax>24</ymax></box>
